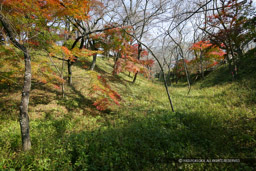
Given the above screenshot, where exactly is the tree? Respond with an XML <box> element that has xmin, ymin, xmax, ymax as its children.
<box><xmin>0</xmin><ymin>0</ymin><xmax>57</xmax><ymax>150</ymax></box>
<box><xmin>87</xmin><ymin>0</ymin><xmax>116</xmax><ymax>70</ymax></box>
<box><xmin>124</xmin><ymin>30</ymin><xmax>175</xmax><ymax>112</ymax></box>
<box><xmin>117</xmin><ymin>0</ymin><xmax>170</xmax><ymax>83</ymax></box>
<box><xmin>190</xmin><ymin>40</ymin><xmax>226</xmax><ymax>75</ymax></box>
<box><xmin>0</xmin><ymin>13</ymin><xmax>33</xmax><ymax>151</ymax></box>
<box><xmin>167</xmin><ymin>28</ymin><xmax>192</xmax><ymax>94</ymax></box>
<box><xmin>0</xmin><ymin>0</ymin><xmax>93</xmax><ymax>151</ymax></box>
<box><xmin>99</xmin><ymin>25</ymin><xmax>153</xmax><ymax>77</ymax></box>
<box><xmin>200</xmin><ymin>0</ymin><xmax>255</xmax><ymax>78</ymax></box>
<box><xmin>190</xmin><ymin>40</ymin><xmax>212</xmax><ymax>78</ymax></box>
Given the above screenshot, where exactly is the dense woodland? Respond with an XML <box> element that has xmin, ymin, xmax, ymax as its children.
<box><xmin>0</xmin><ymin>0</ymin><xmax>255</xmax><ymax>170</ymax></box>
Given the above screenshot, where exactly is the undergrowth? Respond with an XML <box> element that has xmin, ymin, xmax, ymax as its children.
<box><xmin>0</xmin><ymin>53</ymin><xmax>255</xmax><ymax>170</ymax></box>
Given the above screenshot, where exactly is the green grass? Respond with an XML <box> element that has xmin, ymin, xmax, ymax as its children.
<box><xmin>0</xmin><ymin>54</ymin><xmax>255</xmax><ymax>170</ymax></box>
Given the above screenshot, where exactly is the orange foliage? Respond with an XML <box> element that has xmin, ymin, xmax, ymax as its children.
<box><xmin>90</xmin><ymin>75</ymin><xmax>122</xmax><ymax>111</ymax></box>
<box><xmin>187</xmin><ymin>40</ymin><xmax>227</xmax><ymax>74</ymax></box>
<box><xmin>61</xmin><ymin>46</ymin><xmax>75</xmax><ymax>61</ymax></box>
<box><xmin>190</xmin><ymin>40</ymin><xmax>212</xmax><ymax>51</ymax></box>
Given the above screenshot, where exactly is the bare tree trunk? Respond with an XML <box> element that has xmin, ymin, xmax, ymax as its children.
<box><xmin>0</xmin><ymin>13</ymin><xmax>32</xmax><ymax>151</ymax></box>
<box><xmin>225</xmin><ymin>49</ymin><xmax>236</xmax><ymax>80</ymax></box>
<box><xmin>132</xmin><ymin>42</ymin><xmax>142</xmax><ymax>83</ymax></box>
<box><xmin>113</xmin><ymin>52</ymin><xmax>120</xmax><ymax>74</ymax></box>
<box><xmin>162</xmin><ymin>71</ymin><xmax>175</xmax><ymax>112</ymax></box>
<box><xmin>132</xmin><ymin>43</ymin><xmax>141</xmax><ymax>83</ymax></box>
<box><xmin>128</xmin><ymin>36</ymin><xmax>175</xmax><ymax>112</ymax></box>
<box><xmin>90</xmin><ymin>54</ymin><xmax>97</xmax><ymax>70</ymax></box>
<box><xmin>68</xmin><ymin>60</ymin><xmax>72</xmax><ymax>85</ymax></box>
<box><xmin>20</xmin><ymin>50</ymin><xmax>32</xmax><ymax>151</ymax></box>
<box><xmin>132</xmin><ymin>72</ymin><xmax>138</xmax><ymax>83</ymax></box>
<box><xmin>61</xmin><ymin>56</ymin><xmax>65</xmax><ymax>98</ymax></box>
<box><xmin>67</xmin><ymin>37</ymin><xmax>84</xmax><ymax>85</ymax></box>
<box><xmin>170</xmin><ymin>36</ymin><xmax>191</xmax><ymax>94</ymax></box>
<box><xmin>181</xmin><ymin>54</ymin><xmax>191</xmax><ymax>94</ymax></box>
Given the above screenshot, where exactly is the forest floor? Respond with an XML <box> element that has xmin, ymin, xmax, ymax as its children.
<box><xmin>0</xmin><ymin>55</ymin><xmax>256</xmax><ymax>170</ymax></box>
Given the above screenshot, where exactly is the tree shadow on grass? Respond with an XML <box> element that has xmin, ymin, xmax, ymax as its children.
<box><xmin>56</xmin><ymin>84</ymin><xmax>113</xmax><ymax>116</ymax></box>
<box><xmin>74</xmin><ymin>60</ymin><xmax>132</xmax><ymax>85</ymax></box>
<box><xmin>104</xmin><ymin>73</ymin><xmax>132</xmax><ymax>85</ymax></box>
<box><xmin>4</xmin><ymin>108</ymin><xmax>256</xmax><ymax>170</ymax></box>
<box><xmin>68</xmin><ymin>84</ymin><xmax>95</xmax><ymax>112</ymax></box>
<box><xmin>199</xmin><ymin>66</ymin><xmax>233</xmax><ymax>88</ymax></box>
<box><xmin>0</xmin><ymin>98</ymin><xmax>19</xmax><ymax>121</ymax></box>
<box><xmin>75</xmin><ymin>60</ymin><xmax>107</xmax><ymax>74</ymax></box>
<box><xmin>0</xmin><ymin>81</ymin><xmax>22</xmax><ymax>120</ymax></box>
<box><xmin>0</xmin><ymin>80</ymin><xmax>62</xmax><ymax>122</ymax></box>
<box><xmin>56</xmin><ymin>110</ymin><xmax>255</xmax><ymax>170</ymax></box>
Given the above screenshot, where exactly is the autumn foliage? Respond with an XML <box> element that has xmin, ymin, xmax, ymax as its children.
<box><xmin>113</xmin><ymin>43</ymin><xmax>153</xmax><ymax>75</ymax></box>
<box><xmin>182</xmin><ymin>40</ymin><xmax>226</xmax><ymax>75</ymax></box>
<box><xmin>87</xmin><ymin>72</ymin><xmax>122</xmax><ymax>111</ymax></box>
<box><xmin>0</xmin><ymin>0</ymin><xmax>157</xmax><ymax>112</ymax></box>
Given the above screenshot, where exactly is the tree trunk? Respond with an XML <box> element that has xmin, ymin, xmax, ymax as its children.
<box><xmin>19</xmin><ymin>50</ymin><xmax>32</xmax><ymax>151</ymax></box>
<box><xmin>68</xmin><ymin>60</ymin><xmax>72</xmax><ymax>85</ymax></box>
<box><xmin>67</xmin><ymin>36</ymin><xmax>84</xmax><ymax>85</ymax></box>
<box><xmin>113</xmin><ymin>52</ymin><xmax>120</xmax><ymax>74</ymax></box>
<box><xmin>0</xmin><ymin>12</ymin><xmax>32</xmax><ymax>151</ymax></box>
<box><xmin>167</xmin><ymin>65</ymin><xmax>172</xmax><ymax>86</ymax></box>
<box><xmin>162</xmin><ymin>71</ymin><xmax>175</xmax><ymax>112</ymax></box>
<box><xmin>90</xmin><ymin>54</ymin><xmax>97</xmax><ymax>70</ymax></box>
<box><xmin>181</xmin><ymin>55</ymin><xmax>191</xmax><ymax>95</ymax></box>
<box><xmin>226</xmin><ymin>49</ymin><xmax>236</xmax><ymax>80</ymax></box>
<box><xmin>132</xmin><ymin>43</ymin><xmax>142</xmax><ymax>83</ymax></box>
<box><xmin>132</xmin><ymin>72</ymin><xmax>138</xmax><ymax>83</ymax></box>
<box><xmin>123</xmin><ymin>28</ymin><xmax>175</xmax><ymax>111</ymax></box>
<box><xmin>61</xmin><ymin>56</ymin><xmax>65</xmax><ymax>98</ymax></box>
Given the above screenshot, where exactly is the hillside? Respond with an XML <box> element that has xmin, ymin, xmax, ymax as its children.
<box><xmin>0</xmin><ymin>54</ymin><xmax>255</xmax><ymax>170</ymax></box>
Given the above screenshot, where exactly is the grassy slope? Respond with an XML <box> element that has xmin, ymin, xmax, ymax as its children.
<box><xmin>0</xmin><ymin>54</ymin><xmax>255</xmax><ymax>170</ymax></box>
